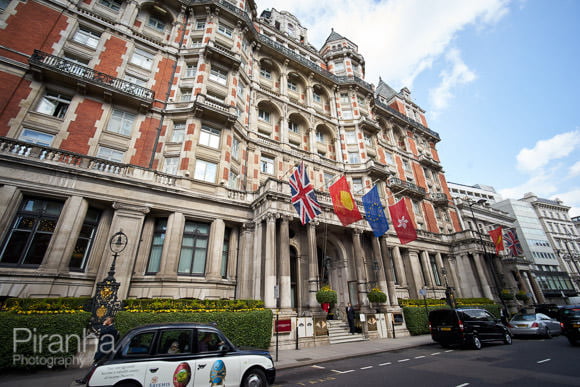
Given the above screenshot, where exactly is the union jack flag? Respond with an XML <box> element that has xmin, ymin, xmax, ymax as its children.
<box><xmin>503</xmin><ymin>228</ymin><xmax>523</xmax><ymax>256</ymax></box>
<box><xmin>289</xmin><ymin>161</ymin><xmax>321</xmax><ymax>225</ymax></box>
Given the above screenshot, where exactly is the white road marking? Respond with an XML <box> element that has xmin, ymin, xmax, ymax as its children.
<box><xmin>360</xmin><ymin>366</ymin><xmax>373</xmax><ymax>370</ymax></box>
<box><xmin>379</xmin><ymin>362</ymin><xmax>392</xmax><ymax>366</ymax></box>
<box><xmin>445</xmin><ymin>350</ymin><xmax>454</xmax><ymax>353</ymax></box>
<box><xmin>431</xmin><ymin>352</ymin><xmax>441</xmax><ymax>356</ymax></box>
<box><xmin>311</xmin><ymin>365</ymin><xmax>325</xmax><ymax>369</ymax></box>
<box><xmin>537</xmin><ymin>359</ymin><xmax>551</xmax><ymax>364</ymax></box>
<box><xmin>415</xmin><ymin>355</ymin><xmax>426</xmax><ymax>359</ymax></box>
<box><xmin>398</xmin><ymin>358</ymin><xmax>410</xmax><ymax>362</ymax></box>
<box><xmin>332</xmin><ymin>369</ymin><xmax>355</xmax><ymax>374</ymax></box>
<box><xmin>456</xmin><ymin>383</ymin><xmax>470</xmax><ymax>387</ymax></box>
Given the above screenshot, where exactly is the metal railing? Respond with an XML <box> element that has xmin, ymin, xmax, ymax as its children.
<box><xmin>30</xmin><ymin>50</ymin><xmax>155</xmax><ymax>101</ymax></box>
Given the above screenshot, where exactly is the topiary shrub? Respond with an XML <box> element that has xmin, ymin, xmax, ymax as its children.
<box><xmin>316</xmin><ymin>286</ymin><xmax>337</xmax><ymax>304</ymax></box>
<box><xmin>367</xmin><ymin>288</ymin><xmax>387</xmax><ymax>303</ymax></box>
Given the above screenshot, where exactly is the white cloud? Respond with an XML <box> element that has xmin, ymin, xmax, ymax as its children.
<box><xmin>260</xmin><ymin>0</ymin><xmax>510</xmax><ymax>89</ymax></box>
<box><xmin>428</xmin><ymin>48</ymin><xmax>476</xmax><ymax>115</ymax></box>
<box><xmin>569</xmin><ymin>161</ymin><xmax>580</xmax><ymax>177</ymax></box>
<box><xmin>516</xmin><ymin>130</ymin><xmax>580</xmax><ymax>172</ymax></box>
<box><xmin>498</xmin><ymin>171</ymin><xmax>558</xmax><ymax>200</ymax></box>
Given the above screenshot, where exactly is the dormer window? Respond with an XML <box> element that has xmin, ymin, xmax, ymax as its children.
<box><xmin>148</xmin><ymin>15</ymin><xmax>166</xmax><ymax>31</ymax></box>
<box><xmin>98</xmin><ymin>0</ymin><xmax>122</xmax><ymax>12</ymax></box>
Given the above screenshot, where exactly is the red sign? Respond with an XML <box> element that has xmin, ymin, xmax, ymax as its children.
<box><xmin>275</xmin><ymin>319</ymin><xmax>292</xmax><ymax>333</ymax></box>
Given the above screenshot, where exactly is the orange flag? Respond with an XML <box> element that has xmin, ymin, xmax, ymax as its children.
<box><xmin>488</xmin><ymin>226</ymin><xmax>504</xmax><ymax>254</ymax></box>
<box><xmin>328</xmin><ymin>176</ymin><xmax>362</xmax><ymax>226</ymax></box>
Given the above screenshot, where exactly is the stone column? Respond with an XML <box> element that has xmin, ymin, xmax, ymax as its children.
<box><xmin>473</xmin><ymin>253</ymin><xmax>494</xmax><ymax>299</ymax></box>
<box><xmin>278</xmin><ymin>215</ymin><xmax>292</xmax><ymax>309</ymax></box>
<box><xmin>352</xmin><ymin>228</ymin><xmax>369</xmax><ymax>308</ymax></box>
<box><xmin>227</xmin><ymin>226</ymin><xmax>239</xmax><ymax>280</ymax></box>
<box><xmin>264</xmin><ymin>214</ymin><xmax>277</xmax><ymax>308</ymax></box>
<box><xmin>236</xmin><ymin>222</ymin><xmax>255</xmax><ymax>299</ymax></box>
<box><xmin>42</xmin><ymin>196</ymin><xmax>87</xmax><ymax>272</ymax></box>
<box><xmin>307</xmin><ymin>222</ymin><xmax>319</xmax><ymax>310</ymax></box>
<box><xmin>206</xmin><ymin>218</ymin><xmax>225</xmax><ymax>280</ymax></box>
<box><xmin>435</xmin><ymin>253</ymin><xmax>445</xmax><ymax>286</ymax></box>
<box><xmin>380</xmin><ymin>237</ymin><xmax>397</xmax><ymax>306</ymax></box>
<box><xmin>392</xmin><ymin>246</ymin><xmax>407</xmax><ymax>287</ymax></box>
<box><xmin>159</xmin><ymin>212</ymin><xmax>185</xmax><ymax>279</ymax></box>
<box><xmin>133</xmin><ymin>217</ymin><xmax>155</xmax><ymax>275</ymax></box>
<box><xmin>252</xmin><ymin>220</ymin><xmax>263</xmax><ymax>300</ymax></box>
<box><xmin>526</xmin><ymin>270</ymin><xmax>546</xmax><ymax>304</ymax></box>
<box><xmin>447</xmin><ymin>255</ymin><xmax>462</xmax><ymax>298</ymax></box>
<box><xmin>371</xmin><ymin>236</ymin><xmax>388</xmax><ymax>305</ymax></box>
<box><xmin>97</xmin><ymin>202</ymin><xmax>150</xmax><ymax>299</ymax></box>
<box><xmin>420</xmin><ymin>250</ymin><xmax>434</xmax><ymax>287</ymax></box>
<box><xmin>0</xmin><ymin>185</ymin><xmax>20</xmax><ymax>234</ymax></box>
<box><xmin>407</xmin><ymin>249</ymin><xmax>423</xmax><ymax>299</ymax></box>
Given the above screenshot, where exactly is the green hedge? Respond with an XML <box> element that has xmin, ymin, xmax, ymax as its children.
<box><xmin>2</xmin><ymin>297</ymin><xmax>91</xmax><ymax>313</ymax></box>
<box><xmin>123</xmin><ymin>298</ymin><xmax>264</xmax><ymax>312</ymax></box>
<box><xmin>115</xmin><ymin>309</ymin><xmax>273</xmax><ymax>349</ymax></box>
<box><xmin>403</xmin><ymin>303</ymin><xmax>501</xmax><ymax>335</ymax></box>
<box><xmin>0</xmin><ymin>312</ymin><xmax>91</xmax><ymax>370</ymax></box>
<box><xmin>398</xmin><ymin>297</ymin><xmax>494</xmax><ymax>307</ymax></box>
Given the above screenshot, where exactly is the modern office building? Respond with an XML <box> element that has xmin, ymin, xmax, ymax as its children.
<box><xmin>448</xmin><ymin>182</ymin><xmax>503</xmax><ymax>204</ymax></box>
<box><xmin>0</xmin><ymin>0</ymin><xmax>498</xmax><ymax>336</ymax></box>
<box><xmin>493</xmin><ymin>198</ymin><xmax>577</xmax><ymax>304</ymax></box>
<box><xmin>520</xmin><ymin>193</ymin><xmax>580</xmax><ymax>295</ymax></box>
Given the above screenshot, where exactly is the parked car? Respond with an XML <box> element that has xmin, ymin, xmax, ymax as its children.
<box><xmin>558</xmin><ymin>305</ymin><xmax>580</xmax><ymax>346</ymax></box>
<box><xmin>429</xmin><ymin>308</ymin><xmax>512</xmax><ymax>350</ymax></box>
<box><xmin>507</xmin><ymin>313</ymin><xmax>561</xmax><ymax>338</ymax></box>
<box><xmin>84</xmin><ymin>322</ymin><xmax>276</xmax><ymax>387</ymax></box>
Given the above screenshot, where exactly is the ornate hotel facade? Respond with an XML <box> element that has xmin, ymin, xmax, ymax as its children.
<box><xmin>0</xmin><ymin>0</ymin><xmax>501</xmax><ymax>321</ymax></box>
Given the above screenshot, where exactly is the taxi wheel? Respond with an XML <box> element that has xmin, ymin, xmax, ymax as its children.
<box><xmin>543</xmin><ymin>327</ymin><xmax>552</xmax><ymax>339</ymax></box>
<box><xmin>242</xmin><ymin>367</ymin><xmax>267</xmax><ymax>387</ymax></box>
<box><xmin>114</xmin><ymin>382</ymin><xmax>140</xmax><ymax>387</ymax></box>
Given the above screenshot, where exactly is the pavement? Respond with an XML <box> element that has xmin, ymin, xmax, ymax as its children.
<box><xmin>0</xmin><ymin>334</ymin><xmax>435</xmax><ymax>386</ymax></box>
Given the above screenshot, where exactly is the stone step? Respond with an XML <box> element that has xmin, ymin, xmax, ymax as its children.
<box><xmin>326</xmin><ymin>319</ymin><xmax>366</xmax><ymax>344</ymax></box>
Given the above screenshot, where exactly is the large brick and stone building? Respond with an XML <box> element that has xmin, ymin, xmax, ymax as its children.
<box><xmin>0</xmin><ymin>0</ymin><xmax>502</xmax><ymax>338</ymax></box>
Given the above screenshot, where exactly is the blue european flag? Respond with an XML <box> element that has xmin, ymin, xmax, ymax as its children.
<box><xmin>362</xmin><ymin>185</ymin><xmax>389</xmax><ymax>237</ymax></box>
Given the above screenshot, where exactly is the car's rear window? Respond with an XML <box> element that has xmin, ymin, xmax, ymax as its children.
<box><xmin>512</xmin><ymin>314</ymin><xmax>535</xmax><ymax>321</ymax></box>
<box><xmin>561</xmin><ymin>308</ymin><xmax>580</xmax><ymax>319</ymax></box>
<box><xmin>429</xmin><ymin>310</ymin><xmax>457</xmax><ymax>325</ymax></box>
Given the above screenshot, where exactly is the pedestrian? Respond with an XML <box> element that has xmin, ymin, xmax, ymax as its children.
<box><xmin>76</xmin><ymin>316</ymin><xmax>119</xmax><ymax>385</ymax></box>
<box><xmin>346</xmin><ymin>303</ymin><xmax>356</xmax><ymax>334</ymax></box>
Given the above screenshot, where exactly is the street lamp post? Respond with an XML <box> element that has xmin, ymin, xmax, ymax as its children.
<box><xmin>90</xmin><ymin>231</ymin><xmax>128</xmax><ymax>331</ymax></box>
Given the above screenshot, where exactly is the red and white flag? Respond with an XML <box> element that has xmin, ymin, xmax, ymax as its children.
<box><xmin>388</xmin><ymin>199</ymin><xmax>417</xmax><ymax>244</ymax></box>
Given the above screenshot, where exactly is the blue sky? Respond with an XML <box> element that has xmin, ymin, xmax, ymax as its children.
<box><xmin>258</xmin><ymin>0</ymin><xmax>580</xmax><ymax>217</ymax></box>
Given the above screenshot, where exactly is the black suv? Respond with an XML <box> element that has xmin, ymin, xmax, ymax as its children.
<box><xmin>558</xmin><ymin>305</ymin><xmax>580</xmax><ymax>346</ymax></box>
<box><xmin>429</xmin><ymin>308</ymin><xmax>512</xmax><ymax>350</ymax></box>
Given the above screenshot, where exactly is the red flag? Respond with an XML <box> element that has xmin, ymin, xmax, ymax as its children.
<box><xmin>488</xmin><ymin>226</ymin><xmax>504</xmax><ymax>254</ymax></box>
<box><xmin>388</xmin><ymin>199</ymin><xmax>417</xmax><ymax>244</ymax></box>
<box><xmin>328</xmin><ymin>176</ymin><xmax>362</xmax><ymax>226</ymax></box>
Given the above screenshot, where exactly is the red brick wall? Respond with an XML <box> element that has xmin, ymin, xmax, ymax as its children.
<box><xmin>0</xmin><ymin>76</ymin><xmax>31</xmax><ymax>136</ymax></box>
<box><xmin>450</xmin><ymin>209</ymin><xmax>462</xmax><ymax>232</ymax></box>
<box><xmin>151</xmin><ymin>57</ymin><xmax>176</xmax><ymax>102</ymax></box>
<box><xmin>0</xmin><ymin>1</ymin><xmax>67</xmax><ymax>61</ymax></box>
<box><xmin>60</xmin><ymin>100</ymin><xmax>104</xmax><ymax>153</ymax></box>
<box><xmin>95</xmin><ymin>36</ymin><xmax>127</xmax><ymax>76</ymax></box>
<box><xmin>412</xmin><ymin>162</ymin><xmax>427</xmax><ymax>190</ymax></box>
<box><xmin>422</xmin><ymin>201</ymin><xmax>440</xmax><ymax>233</ymax></box>
<box><xmin>130</xmin><ymin>117</ymin><xmax>160</xmax><ymax>167</ymax></box>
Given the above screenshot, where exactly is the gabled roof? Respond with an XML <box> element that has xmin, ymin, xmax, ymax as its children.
<box><xmin>375</xmin><ymin>77</ymin><xmax>398</xmax><ymax>100</ymax></box>
<box><xmin>323</xmin><ymin>28</ymin><xmax>345</xmax><ymax>45</ymax></box>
